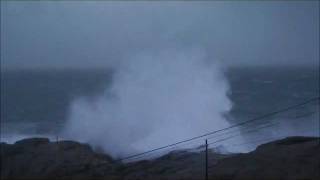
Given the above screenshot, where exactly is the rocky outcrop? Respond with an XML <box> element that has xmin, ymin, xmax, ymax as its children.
<box><xmin>210</xmin><ymin>136</ymin><xmax>320</xmax><ymax>180</ymax></box>
<box><xmin>1</xmin><ymin>136</ymin><xmax>319</xmax><ymax>180</ymax></box>
<box><xmin>118</xmin><ymin>150</ymin><xmax>231</xmax><ymax>180</ymax></box>
<box><xmin>1</xmin><ymin>138</ymin><xmax>117</xmax><ymax>179</ymax></box>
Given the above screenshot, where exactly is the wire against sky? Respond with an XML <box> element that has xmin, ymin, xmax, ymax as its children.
<box><xmin>118</xmin><ymin>97</ymin><xmax>319</xmax><ymax>162</ymax></box>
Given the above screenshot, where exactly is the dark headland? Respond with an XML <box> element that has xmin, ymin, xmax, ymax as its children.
<box><xmin>1</xmin><ymin>136</ymin><xmax>319</xmax><ymax>180</ymax></box>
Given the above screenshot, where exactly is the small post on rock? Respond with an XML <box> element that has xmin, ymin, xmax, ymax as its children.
<box><xmin>205</xmin><ymin>139</ymin><xmax>208</xmax><ymax>180</ymax></box>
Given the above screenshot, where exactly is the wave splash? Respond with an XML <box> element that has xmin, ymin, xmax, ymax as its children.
<box><xmin>62</xmin><ymin>49</ymin><xmax>233</xmax><ymax>158</ymax></box>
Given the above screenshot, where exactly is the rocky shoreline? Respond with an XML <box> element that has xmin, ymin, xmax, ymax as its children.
<box><xmin>1</xmin><ymin>136</ymin><xmax>319</xmax><ymax>179</ymax></box>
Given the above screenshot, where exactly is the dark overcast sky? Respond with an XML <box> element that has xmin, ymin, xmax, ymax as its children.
<box><xmin>1</xmin><ymin>1</ymin><xmax>319</xmax><ymax>70</ymax></box>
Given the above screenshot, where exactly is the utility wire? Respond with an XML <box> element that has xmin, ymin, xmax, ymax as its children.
<box><xmin>207</xmin><ymin>123</ymin><xmax>276</xmax><ymax>147</ymax></box>
<box><xmin>205</xmin><ymin>120</ymin><xmax>275</xmax><ymax>141</ymax></box>
<box><xmin>118</xmin><ymin>97</ymin><xmax>319</xmax><ymax>162</ymax></box>
<box><xmin>123</xmin><ymin>141</ymin><xmax>205</xmax><ymax>162</ymax></box>
<box><xmin>206</xmin><ymin>137</ymin><xmax>284</xmax><ymax>170</ymax></box>
<box><xmin>123</xmin><ymin>109</ymin><xmax>317</xmax><ymax>162</ymax></box>
<box><xmin>207</xmin><ymin>109</ymin><xmax>319</xmax><ymax>148</ymax></box>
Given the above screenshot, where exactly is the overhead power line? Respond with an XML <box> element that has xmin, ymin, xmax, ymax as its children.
<box><xmin>207</xmin><ymin>123</ymin><xmax>276</xmax><ymax>146</ymax></box>
<box><xmin>131</xmin><ymin>121</ymin><xmax>278</xmax><ymax>162</ymax></box>
<box><xmin>118</xmin><ymin>97</ymin><xmax>319</xmax><ymax>162</ymax></box>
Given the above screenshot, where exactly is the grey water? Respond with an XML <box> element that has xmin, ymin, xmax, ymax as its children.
<box><xmin>1</xmin><ymin>66</ymin><xmax>319</xmax><ymax>144</ymax></box>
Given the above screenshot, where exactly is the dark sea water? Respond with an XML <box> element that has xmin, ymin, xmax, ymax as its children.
<box><xmin>1</xmin><ymin>66</ymin><xmax>319</xmax><ymax>143</ymax></box>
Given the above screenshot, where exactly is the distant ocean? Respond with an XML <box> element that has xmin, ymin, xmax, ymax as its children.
<box><xmin>1</xmin><ymin>66</ymin><xmax>319</xmax><ymax>143</ymax></box>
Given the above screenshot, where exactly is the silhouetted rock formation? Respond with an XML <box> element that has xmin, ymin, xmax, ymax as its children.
<box><xmin>1</xmin><ymin>138</ymin><xmax>116</xmax><ymax>179</ymax></box>
<box><xmin>210</xmin><ymin>136</ymin><xmax>320</xmax><ymax>180</ymax></box>
<box><xmin>1</xmin><ymin>136</ymin><xmax>319</xmax><ymax>180</ymax></box>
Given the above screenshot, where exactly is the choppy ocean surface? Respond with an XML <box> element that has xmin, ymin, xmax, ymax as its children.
<box><xmin>1</xmin><ymin>66</ymin><xmax>319</xmax><ymax>145</ymax></box>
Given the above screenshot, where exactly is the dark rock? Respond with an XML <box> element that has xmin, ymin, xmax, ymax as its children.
<box><xmin>1</xmin><ymin>136</ymin><xmax>319</xmax><ymax>180</ymax></box>
<box><xmin>1</xmin><ymin>138</ymin><xmax>115</xmax><ymax>179</ymax></box>
<box><xmin>14</xmin><ymin>137</ymin><xmax>50</xmax><ymax>146</ymax></box>
<box><xmin>274</xmin><ymin>136</ymin><xmax>318</xmax><ymax>145</ymax></box>
<box><xmin>210</xmin><ymin>136</ymin><xmax>320</xmax><ymax>180</ymax></box>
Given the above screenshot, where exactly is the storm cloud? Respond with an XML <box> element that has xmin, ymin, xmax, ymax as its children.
<box><xmin>1</xmin><ymin>1</ymin><xmax>319</xmax><ymax>70</ymax></box>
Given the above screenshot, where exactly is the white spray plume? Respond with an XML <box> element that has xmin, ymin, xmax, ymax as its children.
<box><xmin>62</xmin><ymin>48</ymin><xmax>235</xmax><ymax>158</ymax></box>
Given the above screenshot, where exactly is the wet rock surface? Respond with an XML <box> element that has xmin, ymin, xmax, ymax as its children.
<box><xmin>1</xmin><ymin>136</ymin><xmax>319</xmax><ymax>180</ymax></box>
